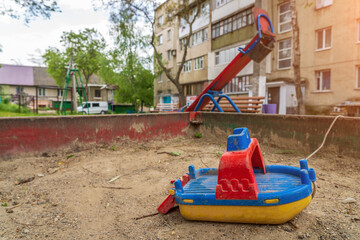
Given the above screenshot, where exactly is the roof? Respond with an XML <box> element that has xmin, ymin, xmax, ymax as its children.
<box><xmin>0</xmin><ymin>64</ymin><xmax>110</xmax><ymax>88</ymax></box>
<box><xmin>0</xmin><ymin>64</ymin><xmax>34</xmax><ymax>86</ymax></box>
<box><xmin>33</xmin><ymin>67</ymin><xmax>57</xmax><ymax>86</ymax></box>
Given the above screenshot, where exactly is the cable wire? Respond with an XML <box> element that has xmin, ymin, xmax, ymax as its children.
<box><xmin>306</xmin><ymin>115</ymin><xmax>344</xmax><ymax>160</ymax></box>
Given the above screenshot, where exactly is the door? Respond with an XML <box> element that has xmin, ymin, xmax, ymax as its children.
<box><xmin>162</xmin><ymin>96</ymin><xmax>171</xmax><ymax>104</ymax></box>
<box><xmin>268</xmin><ymin>87</ymin><xmax>280</xmax><ymax>114</ymax></box>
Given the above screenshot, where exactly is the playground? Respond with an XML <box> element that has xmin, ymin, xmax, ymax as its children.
<box><xmin>0</xmin><ymin>126</ymin><xmax>359</xmax><ymax>239</ymax></box>
<box><xmin>0</xmin><ymin>7</ymin><xmax>359</xmax><ymax>240</ymax></box>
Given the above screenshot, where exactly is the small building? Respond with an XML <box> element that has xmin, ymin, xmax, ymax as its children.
<box><xmin>0</xmin><ymin>64</ymin><xmax>116</xmax><ymax>110</ymax></box>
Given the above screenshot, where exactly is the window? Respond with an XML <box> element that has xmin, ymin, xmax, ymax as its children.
<box><xmin>215</xmin><ymin>46</ymin><xmax>240</xmax><ymax>66</ymax></box>
<box><xmin>316</xmin><ymin>28</ymin><xmax>331</xmax><ymax>50</ymax></box>
<box><xmin>185</xmin><ymin>82</ymin><xmax>203</xmax><ymax>96</ymax></box>
<box><xmin>316</xmin><ymin>0</ymin><xmax>333</xmax><ymax>9</ymax></box>
<box><xmin>38</xmin><ymin>88</ymin><xmax>46</xmax><ymax>96</ymax></box>
<box><xmin>183</xmin><ymin>60</ymin><xmax>192</xmax><ymax>73</ymax></box>
<box><xmin>279</xmin><ymin>2</ymin><xmax>291</xmax><ymax>33</ymax></box>
<box><xmin>356</xmin><ymin>66</ymin><xmax>360</xmax><ymax>89</ymax></box>
<box><xmin>92</xmin><ymin>103</ymin><xmax>100</xmax><ymax>107</ymax></box>
<box><xmin>180</xmin><ymin>38</ymin><xmax>189</xmax><ymax>50</ymax></box>
<box><xmin>167</xmin><ymin>50</ymin><xmax>171</xmax><ymax>61</ymax></box>
<box><xmin>168</xmin><ymin>30</ymin><xmax>171</xmax><ymax>41</ymax></box>
<box><xmin>357</xmin><ymin>20</ymin><xmax>360</xmax><ymax>42</ymax></box>
<box><xmin>16</xmin><ymin>86</ymin><xmax>24</xmax><ymax>94</ymax></box>
<box><xmin>316</xmin><ymin>70</ymin><xmax>331</xmax><ymax>91</ymax></box>
<box><xmin>194</xmin><ymin>56</ymin><xmax>204</xmax><ymax>70</ymax></box>
<box><xmin>95</xmin><ymin>89</ymin><xmax>101</xmax><ymax>98</ymax></box>
<box><xmin>201</xmin><ymin>2</ymin><xmax>209</xmax><ymax>15</ymax></box>
<box><xmin>57</xmin><ymin>89</ymin><xmax>63</xmax><ymax>97</ymax></box>
<box><xmin>192</xmin><ymin>28</ymin><xmax>208</xmax><ymax>46</ymax></box>
<box><xmin>212</xmin><ymin>8</ymin><xmax>253</xmax><ymax>39</ymax></box>
<box><xmin>216</xmin><ymin>0</ymin><xmax>230</xmax><ymax>8</ymax></box>
<box><xmin>158</xmin><ymin>74</ymin><xmax>163</xmax><ymax>83</ymax></box>
<box><xmin>158</xmin><ymin>35</ymin><xmax>163</xmax><ymax>45</ymax></box>
<box><xmin>158</xmin><ymin>15</ymin><xmax>164</xmax><ymax>26</ymax></box>
<box><xmin>223</xmin><ymin>76</ymin><xmax>250</xmax><ymax>93</ymax></box>
<box><xmin>278</xmin><ymin>39</ymin><xmax>292</xmax><ymax>69</ymax></box>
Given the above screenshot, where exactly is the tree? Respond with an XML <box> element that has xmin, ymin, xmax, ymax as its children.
<box><xmin>0</xmin><ymin>0</ymin><xmax>60</xmax><ymax>53</ymax></box>
<box><xmin>0</xmin><ymin>0</ymin><xmax>60</xmax><ymax>23</ymax></box>
<box><xmin>290</xmin><ymin>0</ymin><xmax>305</xmax><ymax>114</ymax></box>
<box><xmin>98</xmin><ymin>0</ymin><xmax>204</xmax><ymax>106</ymax></box>
<box><xmin>98</xmin><ymin>11</ymin><xmax>154</xmax><ymax>111</ymax></box>
<box><xmin>43</xmin><ymin>28</ymin><xmax>106</xmax><ymax>93</ymax></box>
<box><xmin>42</xmin><ymin>47</ymin><xmax>68</xmax><ymax>86</ymax></box>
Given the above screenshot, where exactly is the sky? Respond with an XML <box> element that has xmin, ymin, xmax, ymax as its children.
<box><xmin>0</xmin><ymin>0</ymin><xmax>112</xmax><ymax>66</ymax></box>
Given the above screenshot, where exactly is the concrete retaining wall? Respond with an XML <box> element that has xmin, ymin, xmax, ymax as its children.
<box><xmin>197</xmin><ymin>113</ymin><xmax>360</xmax><ymax>157</ymax></box>
<box><xmin>1</xmin><ymin>112</ymin><xmax>359</xmax><ymax>159</ymax></box>
<box><xmin>0</xmin><ymin>113</ymin><xmax>189</xmax><ymax>159</ymax></box>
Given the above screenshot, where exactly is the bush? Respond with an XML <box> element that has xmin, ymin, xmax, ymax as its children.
<box><xmin>3</xmin><ymin>98</ymin><xmax>10</xmax><ymax>104</ymax></box>
<box><xmin>0</xmin><ymin>102</ymin><xmax>31</xmax><ymax>113</ymax></box>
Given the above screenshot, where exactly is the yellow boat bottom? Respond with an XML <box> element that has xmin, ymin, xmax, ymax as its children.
<box><xmin>179</xmin><ymin>195</ymin><xmax>312</xmax><ymax>224</ymax></box>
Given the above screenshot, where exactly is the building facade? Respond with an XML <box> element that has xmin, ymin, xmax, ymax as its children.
<box><xmin>0</xmin><ymin>64</ymin><xmax>114</xmax><ymax>110</ymax></box>
<box><xmin>154</xmin><ymin>0</ymin><xmax>360</xmax><ymax>114</ymax></box>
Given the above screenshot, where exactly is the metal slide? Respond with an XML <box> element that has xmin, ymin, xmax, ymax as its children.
<box><xmin>185</xmin><ymin>7</ymin><xmax>275</xmax><ymax>112</ymax></box>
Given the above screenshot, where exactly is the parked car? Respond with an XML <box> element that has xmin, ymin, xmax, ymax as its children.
<box><xmin>77</xmin><ymin>101</ymin><xmax>108</xmax><ymax>114</ymax></box>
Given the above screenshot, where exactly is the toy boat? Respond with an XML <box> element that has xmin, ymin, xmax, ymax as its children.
<box><xmin>158</xmin><ymin>128</ymin><xmax>316</xmax><ymax>224</ymax></box>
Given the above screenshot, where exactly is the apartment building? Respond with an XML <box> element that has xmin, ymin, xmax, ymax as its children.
<box><xmin>153</xmin><ymin>0</ymin><xmax>181</xmax><ymax>106</ymax></box>
<box><xmin>154</xmin><ymin>0</ymin><xmax>270</xmax><ymax>108</ymax></box>
<box><xmin>209</xmin><ymin>0</ymin><xmax>269</xmax><ymax>98</ymax></box>
<box><xmin>154</xmin><ymin>0</ymin><xmax>360</xmax><ymax>114</ymax></box>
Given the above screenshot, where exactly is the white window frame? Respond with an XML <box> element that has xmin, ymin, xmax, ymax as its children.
<box><xmin>158</xmin><ymin>15</ymin><xmax>164</xmax><ymax>26</ymax></box>
<box><xmin>167</xmin><ymin>50</ymin><xmax>171</xmax><ymax>61</ymax></box>
<box><xmin>223</xmin><ymin>75</ymin><xmax>250</xmax><ymax>94</ymax></box>
<box><xmin>158</xmin><ymin>74</ymin><xmax>163</xmax><ymax>83</ymax></box>
<box><xmin>183</xmin><ymin>60</ymin><xmax>192</xmax><ymax>73</ymax></box>
<box><xmin>278</xmin><ymin>2</ymin><xmax>292</xmax><ymax>33</ymax></box>
<box><xmin>194</xmin><ymin>56</ymin><xmax>204</xmax><ymax>70</ymax></box>
<box><xmin>216</xmin><ymin>0</ymin><xmax>230</xmax><ymax>9</ymax></box>
<box><xmin>316</xmin><ymin>0</ymin><xmax>333</xmax><ymax>9</ymax></box>
<box><xmin>16</xmin><ymin>86</ymin><xmax>24</xmax><ymax>94</ymax></box>
<box><xmin>215</xmin><ymin>46</ymin><xmax>240</xmax><ymax>66</ymax></box>
<box><xmin>277</xmin><ymin>38</ymin><xmax>292</xmax><ymax>70</ymax></box>
<box><xmin>38</xmin><ymin>88</ymin><xmax>46</xmax><ymax>96</ymax></box>
<box><xmin>316</xmin><ymin>27</ymin><xmax>332</xmax><ymax>51</ymax></box>
<box><xmin>356</xmin><ymin>66</ymin><xmax>360</xmax><ymax>89</ymax></box>
<box><xmin>357</xmin><ymin>20</ymin><xmax>360</xmax><ymax>43</ymax></box>
<box><xmin>315</xmin><ymin>70</ymin><xmax>331</xmax><ymax>91</ymax></box>
<box><xmin>57</xmin><ymin>89</ymin><xmax>63</xmax><ymax>97</ymax></box>
<box><xmin>158</xmin><ymin>34</ymin><xmax>163</xmax><ymax>45</ymax></box>
<box><xmin>167</xmin><ymin>30</ymin><xmax>171</xmax><ymax>41</ymax></box>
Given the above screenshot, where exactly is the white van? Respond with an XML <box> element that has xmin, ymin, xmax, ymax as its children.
<box><xmin>77</xmin><ymin>101</ymin><xmax>109</xmax><ymax>114</ymax></box>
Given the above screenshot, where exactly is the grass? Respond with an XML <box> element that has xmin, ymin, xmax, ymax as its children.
<box><xmin>0</xmin><ymin>111</ymin><xmax>49</xmax><ymax>117</ymax></box>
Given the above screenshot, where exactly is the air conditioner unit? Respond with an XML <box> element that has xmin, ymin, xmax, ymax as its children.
<box><xmin>171</xmin><ymin>50</ymin><xmax>176</xmax><ymax>56</ymax></box>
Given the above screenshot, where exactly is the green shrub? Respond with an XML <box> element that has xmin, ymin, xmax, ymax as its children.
<box><xmin>0</xmin><ymin>102</ymin><xmax>31</xmax><ymax>113</ymax></box>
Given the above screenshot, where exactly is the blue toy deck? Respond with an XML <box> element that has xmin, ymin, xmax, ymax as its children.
<box><xmin>174</xmin><ymin>164</ymin><xmax>314</xmax><ymax>206</ymax></box>
<box><xmin>183</xmin><ymin>172</ymin><xmax>301</xmax><ymax>194</ymax></box>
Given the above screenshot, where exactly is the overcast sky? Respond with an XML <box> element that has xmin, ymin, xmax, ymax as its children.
<box><xmin>0</xmin><ymin>0</ymin><xmax>112</xmax><ymax>66</ymax></box>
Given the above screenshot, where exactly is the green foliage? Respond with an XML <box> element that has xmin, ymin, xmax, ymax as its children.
<box><xmin>98</xmin><ymin>13</ymin><xmax>154</xmax><ymax>108</ymax></box>
<box><xmin>43</xmin><ymin>47</ymin><xmax>68</xmax><ymax>87</ymax></box>
<box><xmin>0</xmin><ymin>0</ymin><xmax>60</xmax><ymax>24</ymax></box>
<box><xmin>194</xmin><ymin>133</ymin><xmax>203</xmax><ymax>138</ymax></box>
<box><xmin>0</xmin><ymin>102</ymin><xmax>30</xmax><ymax>113</ymax></box>
<box><xmin>43</xmin><ymin>28</ymin><xmax>106</xmax><ymax>88</ymax></box>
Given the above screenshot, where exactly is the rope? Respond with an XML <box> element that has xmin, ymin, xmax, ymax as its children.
<box><xmin>306</xmin><ymin>115</ymin><xmax>344</xmax><ymax>198</ymax></box>
<box><xmin>306</xmin><ymin>115</ymin><xmax>344</xmax><ymax>160</ymax></box>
